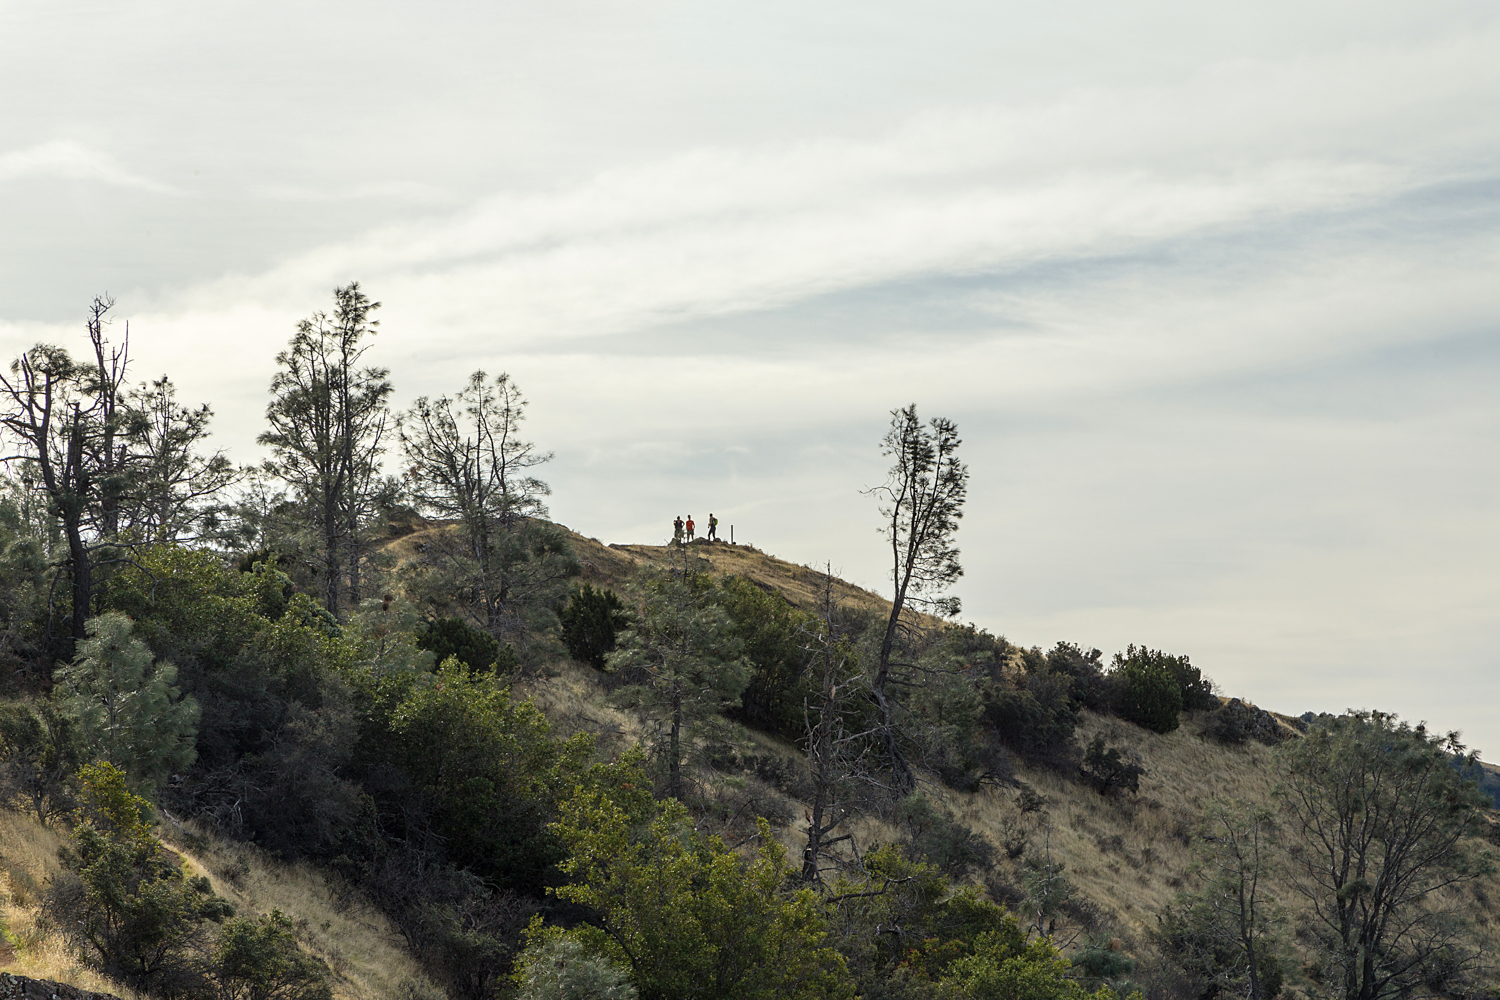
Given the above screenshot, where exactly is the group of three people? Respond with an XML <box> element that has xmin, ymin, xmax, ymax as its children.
<box><xmin>673</xmin><ymin>513</ymin><xmax>718</xmax><ymax>544</ymax></box>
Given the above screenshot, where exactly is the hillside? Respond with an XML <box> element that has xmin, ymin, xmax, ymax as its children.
<box><xmin>499</xmin><ymin>528</ymin><xmax>1500</xmax><ymax>993</ymax></box>
<box><xmin>4</xmin><ymin>524</ymin><xmax>1495</xmax><ymax>999</ymax></box>
<box><xmin>384</xmin><ymin>520</ymin><xmax>896</xmax><ymax>616</ymax></box>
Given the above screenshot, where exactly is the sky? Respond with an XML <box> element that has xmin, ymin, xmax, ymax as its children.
<box><xmin>2</xmin><ymin>2</ymin><xmax>1498</xmax><ymax>751</ymax></box>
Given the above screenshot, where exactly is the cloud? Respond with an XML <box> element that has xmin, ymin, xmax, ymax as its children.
<box><xmin>153</xmin><ymin>24</ymin><xmax>1499</xmax><ymax>366</ymax></box>
<box><xmin>0</xmin><ymin>140</ymin><xmax>178</xmax><ymax>194</ymax></box>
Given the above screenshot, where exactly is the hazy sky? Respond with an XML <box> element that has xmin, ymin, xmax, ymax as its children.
<box><xmin>3</xmin><ymin>2</ymin><xmax>1498</xmax><ymax>750</ymax></box>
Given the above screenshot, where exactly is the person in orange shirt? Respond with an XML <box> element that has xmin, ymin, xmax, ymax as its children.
<box><xmin>685</xmin><ymin>515</ymin><xmax>696</xmax><ymax>542</ymax></box>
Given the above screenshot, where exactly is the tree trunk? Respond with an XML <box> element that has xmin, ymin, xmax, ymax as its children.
<box><xmin>322</xmin><ymin>491</ymin><xmax>341</xmax><ymax>616</ymax></box>
<box><xmin>668</xmin><ymin>688</ymin><xmax>683</xmax><ymax>800</ymax></box>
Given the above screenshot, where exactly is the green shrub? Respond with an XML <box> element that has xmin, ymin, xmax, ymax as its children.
<box><xmin>715</xmin><ymin>576</ymin><xmax>812</xmax><ymax>740</ymax></box>
<box><xmin>1045</xmin><ymin>643</ymin><xmax>1110</xmax><ymax>712</ymax></box>
<box><xmin>897</xmin><ymin>794</ymin><xmax>996</xmax><ymax>880</ymax></box>
<box><xmin>558</xmin><ymin>584</ymin><xmax>628</xmax><ymax>669</ymax></box>
<box><xmin>551</xmin><ymin>752</ymin><xmax>854</xmax><ymax>1000</ymax></box>
<box><xmin>515</xmin><ymin>935</ymin><xmax>637</xmax><ymax>1000</ymax></box>
<box><xmin>1109</xmin><ymin>651</ymin><xmax>1183</xmax><ymax>734</ymax></box>
<box><xmin>418</xmin><ymin>616</ymin><xmax>502</xmax><ymax>672</ymax></box>
<box><xmin>46</xmin><ymin>762</ymin><xmax>234</xmax><ymax>989</ymax></box>
<box><xmin>1080</xmin><ymin>736</ymin><xmax>1144</xmax><ymax>796</ymax></box>
<box><xmin>984</xmin><ymin>666</ymin><xmax>1079</xmax><ymax>766</ymax></box>
<box><xmin>0</xmin><ymin>698</ymin><xmax>81</xmax><ymax>824</ymax></box>
<box><xmin>54</xmin><ymin>612</ymin><xmax>201</xmax><ymax>798</ymax></box>
<box><xmin>1111</xmin><ymin>645</ymin><xmax>1214</xmax><ymax>721</ymax></box>
<box><xmin>213</xmin><ymin>909</ymin><xmax>333</xmax><ymax>1000</ymax></box>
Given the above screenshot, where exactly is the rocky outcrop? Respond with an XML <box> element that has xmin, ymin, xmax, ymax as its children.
<box><xmin>0</xmin><ymin>974</ymin><xmax>123</xmax><ymax>1000</ymax></box>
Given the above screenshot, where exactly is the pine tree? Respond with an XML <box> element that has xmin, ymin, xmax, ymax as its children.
<box><xmin>54</xmin><ymin>611</ymin><xmax>199</xmax><ymax>797</ymax></box>
<box><xmin>865</xmin><ymin>404</ymin><xmax>968</xmax><ymax>793</ymax></box>
<box><xmin>259</xmin><ymin>284</ymin><xmax>393</xmax><ymax>618</ymax></box>
<box><xmin>606</xmin><ymin>563</ymin><xmax>749</xmax><ymax>799</ymax></box>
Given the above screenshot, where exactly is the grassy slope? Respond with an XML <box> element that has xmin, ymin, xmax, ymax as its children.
<box><xmin>511</xmin><ymin>527</ymin><xmax>1500</xmax><ymax>986</ymax></box>
<box><xmin>7</xmin><ymin>524</ymin><xmax>1494</xmax><ymax>993</ymax></box>
<box><xmin>0</xmin><ymin>802</ymin><xmax>437</xmax><ymax>998</ymax></box>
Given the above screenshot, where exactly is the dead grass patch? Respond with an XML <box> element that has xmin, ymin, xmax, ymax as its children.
<box><xmin>0</xmin><ymin>805</ymin><xmax>435</xmax><ymax>1000</ymax></box>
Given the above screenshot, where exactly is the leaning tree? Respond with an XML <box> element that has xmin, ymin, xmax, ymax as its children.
<box><xmin>864</xmin><ymin>404</ymin><xmax>968</xmax><ymax>793</ymax></box>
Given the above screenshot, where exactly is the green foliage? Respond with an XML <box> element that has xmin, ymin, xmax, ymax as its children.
<box><xmin>419</xmin><ymin>615</ymin><xmax>502</xmax><ymax>672</ymax></box>
<box><xmin>1079</xmin><ymin>736</ymin><xmax>1144</xmax><ymax>796</ymax></box>
<box><xmin>515</xmin><ymin>935</ymin><xmax>638</xmax><ymax>1000</ymax></box>
<box><xmin>559</xmin><ymin>583</ymin><xmax>629</xmax><ymax>670</ymax></box>
<box><xmin>47</xmin><ymin>762</ymin><xmax>234</xmax><ymax>989</ymax></box>
<box><xmin>0</xmin><ymin>697</ymin><xmax>82</xmax><ymax>823</ymax></box>
<box><xmin>344</xmin><ymin>595</ymin><xmax>439</xmax><ymax>675</ymax></box>
<box><xmin>1108</xmin><ymin>649</ymin><xmax>1182</xmax><ymax>734</ymax></box>
<box><xmin>714</xmin><ymin>576</ymin><xmax>812</xmax><ymax>740</ymax></box>
<box><xmin>1070</xmin><ymin>941</ymin><xmax>1134</xmax><ymax>985</ymax></box>
<box><xmin>1276</xmin><ymin>711</ymin><xmax>1494</xmax><ymax>1000</ymax></box>
<box><xmin>1044</xmin><ymin>643</ymin><xmax>1109</xmax><ymax>713</ymax></box>
<box><xmin>607</xmin><ymin>571</ymin><xmax>749</xmax><ymax>798</ymax></box>
<box><xmin>939</xmin><ymin>934</ymin><xmax>1127</xmax><ymax>1000</ymax></box>
<box><xmin>984</xmin><ymin>660</ymin><xmax>1079</xmax><ymax>767</ymax></box>
<box><xmin>1156</xmin><ymin>803</ymin><xmax>1282</xmax><ymax>1000</ymax></box>
<box><xmin>373</xmin><ymin>659</ymin><xmax>594</xmax><ymax>893</ymax></box>
<box><xmin>550</xmin><ymin>753</ymin><xmax>854</xmax><ymax>1000</ymax></box>
<box><xmin>896</xmin><ymin>794</ymin><xmax>996</xmax><ymax>880</ymax></box>
<box><xmin>54</xmin><ymin>612</ymin><xmax>200</xmax><ymax>797</ymax></box>
<box><xmin>1110</xmin><ymin>646</ymin><xmax>1214</xmax><ymax>729</ymax></box>
<box><xmin>213</xmin><ymin>909</ymin><xmax>334</xmax><ymax>1000</ymax></box>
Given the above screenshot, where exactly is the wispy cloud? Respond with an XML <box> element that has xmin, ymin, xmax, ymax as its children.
<box><xmin>0</xmin><ymin>140</ymin><xmax>178</xmax><ymax>194</ymax></box>
<box><xmin>165</xmin><ymin>25</ymin><xmax>1499</xmax><ymax>362</ymax></box>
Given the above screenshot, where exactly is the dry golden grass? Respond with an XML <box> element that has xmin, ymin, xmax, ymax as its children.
<box><xmin>0</xmin><ymin>809</ymin><xmax>142</xmax><ymax>996</ymax></box>
<box><xmin>395</xmin><ymin>522</ymin><xmax>1500</xmax><ymax>988</ymax></box>
<box><xmin>0</xmin><ymin>805</ymin><xmax>437</xmax><ymax>1000</ymax></box>
<box><xmin>382</xmin><ymin>519</ymin><xmax>896</xmax><ymax>617</ymax></box>
<box><xmin>511</xmin><ymin>657</ymin><xmax>648</xmax><ymax>759</ymax></box>
<box><xmin>157</xmin><ymin>820</ymin><xmax>438</xmax><ymax>1000</ymax></box>
<box><xmin>934</xmin><ymin>709</ymin><xmax>1500</xmax><ymax>984</ymax></box>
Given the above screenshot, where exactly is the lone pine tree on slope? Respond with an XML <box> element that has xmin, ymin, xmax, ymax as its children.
<box><xmin>866</xmin><ymin>404</ymin><xmax>968</xmax><ymax>794</ymax></box>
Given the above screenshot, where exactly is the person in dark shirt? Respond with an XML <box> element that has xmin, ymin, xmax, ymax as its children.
<box><xmin>673</xmin><ymin>515</ymin><xmax>684</xmax><ymax>545</ymax></box>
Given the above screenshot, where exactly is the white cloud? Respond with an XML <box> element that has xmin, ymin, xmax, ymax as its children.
<box><xmin>0</xmin><ymin>140</ymin><xmax>177</xmax><ymax>194</ymax></box>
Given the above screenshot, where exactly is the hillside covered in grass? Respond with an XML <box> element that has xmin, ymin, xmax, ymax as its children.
<box><xmin>1</xmin><ymin>292</ymin><xmax>1494</xmax><ymax>1000</ymax></box>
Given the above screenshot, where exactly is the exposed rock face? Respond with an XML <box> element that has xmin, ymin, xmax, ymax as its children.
<box><xmin>0</xmin><ymin>974</ymin><xmax>123</xmax><ymax>1000</ymax></box>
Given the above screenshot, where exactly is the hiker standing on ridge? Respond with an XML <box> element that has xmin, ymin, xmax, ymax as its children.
<box><xmin>673</xmin><ymin>515</ymin><xmax>684</xmax><ymax>545</ymax></box>
<box><xmin>707</xmin><ymin>513</ymin><xmax>718</xmax><ymax>541</ymax></box>
<box><xmin>685</xmin><ymin>515</ymin><xmax>696</xmax><ymax>542</ymax></box>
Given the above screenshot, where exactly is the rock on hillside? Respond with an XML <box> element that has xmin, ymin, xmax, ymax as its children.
<box><xmin>0</xmin><ymin>975</ymin><xmax>122</xmax><ymax>1000</ymax></box>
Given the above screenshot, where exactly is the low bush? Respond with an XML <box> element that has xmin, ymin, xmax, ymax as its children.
<box><xmin>1110</xmin><ymin>653</ymin><xmax>1183</xmax><ymax>734</ymax></box>
<box><xmin>46</xmin><ymin>762</ymin><xmax>234</xmax><ymax>990</ymax></box>
<box><xmin>1080</xmin><ymin>735</ymin><xmax>1145</xmax><ymax>796</ymax></box>
<box><xmin>213</xmin><ymin>909</ymin><xmax>333</xmax><ymax>1000</ymax></box>
<box><xmin>419</xmin><ymin>616</ymin><xmax>502</xmax><ymax>672</ymax></box>
<box><xmin>1046</xmin><ymin>642</ymin><xmax>1110</xmax><ymax>712</ymax></box>
<box><xmin>559</xmin><ymin>584</ymin><xmax>628</xmax><ymax>669</ymax></box>
<box><xmin>1203</xmin><ymin>699</ymin><xmax>1286</xmax><ymax>747</ymax></box>
<box><xmin>984</xmin><ymin>664</ymin><xmax>1079</xmax><ymax>767</ymax></box>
